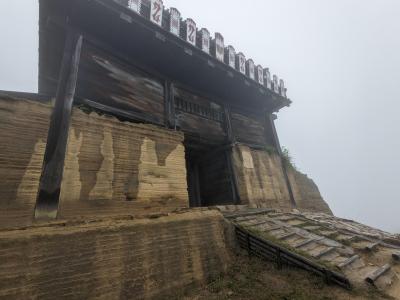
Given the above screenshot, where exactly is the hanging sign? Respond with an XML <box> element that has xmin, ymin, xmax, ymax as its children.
<box><xmin>185</xmin><ymin>19</ymin><xmax>197</xmax><ymax>45</ymax></box>
<box><xmin>150</xmin><ymin>0</ymin><xmax>163</xmax><ymax>26</ymax></box>
<box><xmin>280</xmin><ymin>79</ymin><xmax>286</xmax><ymax>97</ymax></box>
<box><xmin>214</xmin><ymin>33</ymin><xmax>224</xmax><ymax>62</ymax></box>
<box><xmin>236</xmin><ymin>52</ymin><xmax>246</xmax><ymax>74</ymax></box>
<box><xmin>247</xmin><ymin>59</ymin><xmax>255</xmax><ymax>80</ymax></box>
<box><xmin>199</xmin><ymin>28</ymin><xmax>210</xmax><ymax>53</ymax></box>
<box><xmin>273</xmin><ymin>75</ymin><xmax>279</xmax><ymax>93</ymax></box>
<box><xmin>256</xmin><ymin>65</ymin><xmax>264</xmax><ymax>85</ymax></box>
<box><xmin>264</xmin><ymin>68</ymin><xmax>272</xmax><ymax>89</ymax></box>
<box><xmin>169</xmin><ymin>8</ymin><xmax>180</xmax><ymax>36</ymax></box>
<box><xmin>225</xmin><ymin>46</ymin><xmax>236</xmax><ymax>68</ymax></box>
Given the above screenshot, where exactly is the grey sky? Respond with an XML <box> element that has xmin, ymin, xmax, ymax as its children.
<box><xmin>0</xmin><ymin>1</ymin><xmax>399</xmax><ymax>232</ymax></box>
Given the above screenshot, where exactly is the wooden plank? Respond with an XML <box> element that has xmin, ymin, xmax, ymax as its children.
<box><xmin>164</xmin><ymin>80</ymin><xmax>176</xmax><ymax>128</ymax></box>
<box><xmin>34</xmin><ymin>33</ymin><xmax>83</xmax><ymax>220</ymax></box>
<box><xmin>173</xmin><ymin>86</ymin><xmax>226</xmax><ymax>141</ymax></box>
<box><xmin>393</xmin><ymin>251</ymin><xmax>400</xmax><ymax>261</ymax></box>
<box><xmin>314</xmin><ymin>247</ymin><xmax>335</xmax><ymax>259</ymax></box>
<box><xmin>76</xmin><ymin>42</ymin><xmax>165</xmax><ymax>125</ymax></box>
<box><xmin>231</xmin><ymin>109</ymin><xmax>267</xmax><ymax>146</ymax></box>
<box><xmin>365</xmin><ymin>264</ymin><xmax>391</xmax><ymax>284</ymax></box>
<box><xmin>337</xmin><ymin>255</ymin><xmax>359</xmax><ymax>269</ymax></box>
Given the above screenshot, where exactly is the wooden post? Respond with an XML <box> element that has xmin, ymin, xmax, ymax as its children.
<box><xmin>276</xmin><ymin>249</ymin><xmax>282</xmax><ymax>270</ymax></box>
<box><xmin>224</xmin><ymin>106</ymin><xmax>241</xmax><ymax>205</ymax></box>
<box><xmin>164</xmin><ymin>80</ymin><xmax>176</xmax><ymax>129</ymax></box>
<box><xmin>34</xmin><ymin>33</ymin><xmax>83</xmax><ymax>220</ymax></box>
<box><xmin>267</xmin><ymin>114</ymin><xmax>297</xmax><ymax>207</ymax></box>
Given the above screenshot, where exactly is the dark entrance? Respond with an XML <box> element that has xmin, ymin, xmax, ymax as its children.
<box><xmin>185</xmin><ymin>139</ymin><xmax>237</xmax><ymax>207</ymax></box>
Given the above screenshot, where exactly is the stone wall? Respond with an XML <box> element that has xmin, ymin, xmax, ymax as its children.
<box><xmin>0</xmin><ymin>210</ymin><xmax>232</xmax><ymax>299</ymax></box>
<box><xmin>232</xmin><ymin>144</ymin><xmax>332</xmax><ymax>215</ymax></box>
<box><xmin>232</xmin><ymin>145</ymin><xmax>294</xmax><ymax>211</ymax></box>
<box><xmin>0</xmin><ymin>96</ymin><xmax>51</xmax><ymax>228</ymax></box>
<box><xmin>288</xmin><ymin>168</ymin><xmax>333</xmax><ymax>215</ymax></box>
<box><xmin>58</xmin><ymin>108</ymin><xmax>189</xmax><ymax>220</ymax></box>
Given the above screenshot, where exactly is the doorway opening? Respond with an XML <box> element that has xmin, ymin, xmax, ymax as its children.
<box><xmin>185</xmin><ymin>139</ymin><xmax>237</xmax><ymax>207</ymax></box>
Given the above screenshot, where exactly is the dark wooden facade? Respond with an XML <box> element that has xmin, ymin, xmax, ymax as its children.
<box><xmin>36</xmin><ymin>0</ymin><xmax>293</xmax><ymax>215</ymax></box>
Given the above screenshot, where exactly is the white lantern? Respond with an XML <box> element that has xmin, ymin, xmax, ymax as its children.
<box><xmin>256</xmin><ymin>65</ymin><xmax>264</xmax><ymax>85</ymax></box>
<box><xmin>264</xmin><ymin>68</ymin><xmax>272</xmax><ymax>89</ymax></box>
<box><xmin>169</xmin><ymin>8</ymin><xmax>180</xmax><ymax>36</ymax></box>
<box><xmin>185</xmin><ymin>18</ymin><xmax>197</xmax><ymax>46</ymax></box>
<box><xmin>225</xmin><ymin>46</ymin><xmax>236</xmax><ymax>68</ymax></box>
<box><xmin>236</xmin><ymin>52</ymin><xmax>246</xmax><ymax>74</ymax></box>
<box><xmin>199</xmin><ymin>28</ymin><xmax>210</xmax><ymax>54</ymax></box>
<box><xmin>273</xmin><ymin>75</ymin><xmax>279</xmax><ymax>93</ymax></box>
<box><xmin>246</xmin><ymin>59</ymin><xmax>255</xmax><ymax>80</ymax></box>
<box><xmin>214</xmin><ymin>33</ymin><xmax>224</xmax><ymax>62</ymax></box>
<box><xmin>280</xmin><ymin>79</ymin><xmax>286</xmax><ymax>97</ymax></box>
<box><xmin>150</xmin><ymin>0</ymin><xmax>163</xmax><ymax>26</ymax></box>
<box><xmin>128</xmin><ymin>0</ymin><xmax>141</xmax><ymax>13</ymax></box>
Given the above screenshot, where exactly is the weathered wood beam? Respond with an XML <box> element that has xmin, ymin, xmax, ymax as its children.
<box><xmin>225</xmin><ymin>149</ymin><xmax>240</xmax><ymax>205</ymax></box>
<box><xmin>222</xmin><ymin>107</ymin><xmax>240</xmax><ymax>204</ymax></box>
<box><xmin>34</xmin><ymin>33</ymin><xmax>83</xmax><ymax>220</ymax></box>
<box><xmin>164</xmin><ymin>80</ymin><xmax>176</xmax><ymax>129</ymax></box>
<box><xmin>223</xmin><ymin>107</ymin><xmax>234</xmax><ymax>143</ymax></box>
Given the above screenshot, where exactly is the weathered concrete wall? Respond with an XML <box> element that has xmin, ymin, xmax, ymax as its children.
<box><xmin>0</xmin><ymin>210</ymin><xmax>231</xmax><ymax>300</ymax></box>
<box><xmin>0</xmin><ymin>96</ymin><xmax>51</xmax><ymax>228</ymax></box>
<box><xmin>59</xmin><ymin>108</ymin><xmax>189</xmax><ymax>220</ymax></box>
<box><xmin>288</xmin><ymin>168</ymin><xmax>333</xmax><ymax>215</ymax></box>
<box><xmin>232</xmin><ymin>145</ymin><xmax>293</xmax><ymax>211</ymax></box>
<box><xmin>232</xmin><ymin>145</ymin><xmax>332</xmax><ymax>215</ymax></box>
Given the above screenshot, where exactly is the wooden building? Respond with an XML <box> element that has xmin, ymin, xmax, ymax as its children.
<box><xmin>1</xmin><ymin>0</ymin><xmax>335</xmax><ymax>230</ymax></box>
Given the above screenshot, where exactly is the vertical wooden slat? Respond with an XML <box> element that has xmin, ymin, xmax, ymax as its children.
<box><xmin>164</xmin><ymin>80</ymin><xmax>176</xmax><ymax>129</ymax></box>
<box><xmin>224</xmin><ymin>107</ymin><xmax>241</xmax><ymax>205</ymax></box>
<box><xmin>34</xmin><ymin>33</ymin><xmax>83</xmax><ymax>220</ymax></box>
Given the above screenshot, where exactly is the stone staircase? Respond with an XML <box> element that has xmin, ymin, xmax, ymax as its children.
<box><xmin>218</xmin><ymin>206</ymin><xmax>400</xmax><ymax>299</ymax></box>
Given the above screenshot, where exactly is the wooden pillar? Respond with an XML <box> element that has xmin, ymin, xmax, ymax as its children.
<box><xmin>34</xmin><ymin>33</ymin><xmax>83</xmax><ymax>220</ymax></box>
<box><xmin>267</xmin><ymin>114</ymin><xmax>297</xmax><ymax>207</ymax></box>
<box><xmin>224</xmin><ymin>106</ymin><xmax>241</xmax><ymax>205</ymax></box>
<box><xmin>164</xmin><ymin>80</ymin><xmax>176</xmax><ymax>129</ymax></box>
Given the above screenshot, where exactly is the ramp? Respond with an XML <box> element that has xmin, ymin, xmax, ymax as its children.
<box><xmin>219</xmin><ymin>206</ymin><xmax>400</xmax><ymax>299</ymax></box>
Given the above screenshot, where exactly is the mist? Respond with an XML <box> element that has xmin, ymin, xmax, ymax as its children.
<box><xmin>0</xmin><ymin>0</ymin><xmax>399</xmax><ymax>232</ymax></box>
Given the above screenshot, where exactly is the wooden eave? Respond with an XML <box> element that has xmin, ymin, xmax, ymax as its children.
<box><xmin>39</xmin><ymin>0</ymin><xmax>291</xmax><ymax>113</ymax></box>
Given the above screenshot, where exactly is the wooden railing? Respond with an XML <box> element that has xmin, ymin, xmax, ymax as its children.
<box><xmin>235</xmin><ymin>226</ymin><xmax>352</xmax><ymax>290</ymax></box>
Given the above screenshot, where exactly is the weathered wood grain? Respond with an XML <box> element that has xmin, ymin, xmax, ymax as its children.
<box><xmin>35</xmin><ymin>33</ymin><xmax>83</xmax><ymax>220</ymax></box>
<box><xmin>231</xmin><ymin>110</ymin><xmax>267</xmax><ymax>146</ymax></box>
<box><xmin>76</xmin><ymin>42</ymin><xmax>165</xmax><ymax>125</ymax></box>
<box><xmin>174</xmin><ymin>87</ymin><xmax>226</xmax><ymax>142</ymax></box>
<box><xmin>58</xmin><ymin>107</ymin><xmax>189</xmax><ymax>220</ymax></box>
<box><xmin>0</xmin><ymin>98</ymin><xmax>52</xmax><ymax>229</ymax></box>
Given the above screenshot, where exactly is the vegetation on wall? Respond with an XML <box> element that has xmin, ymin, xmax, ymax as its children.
<box><xmin>281</xmin><ymin>146</ymin><xmax>298</xmax><ymax>171</ymax></box>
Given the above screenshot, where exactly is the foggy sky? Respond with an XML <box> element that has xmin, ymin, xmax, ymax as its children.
<box><xmin>0</xmin><ymin>1</ymin><xmax>399</xmax><ymax>232</ymax></box>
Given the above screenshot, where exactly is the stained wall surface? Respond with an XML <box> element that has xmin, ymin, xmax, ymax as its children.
<box><xmin>0</xmin><ymin>210</ymin><xmax>232</xmax><ymax>300</ymax></box>
<box><xmin>0</xmin><ymin>96</ymin><xmax>51</xmax><ymax>228</ymax></box>
<box><xmin>58</xmin><ymin>108</ymin><xmax>189</xmax><ymax>220</ymax></box>
<box><xmin>288</xmin><ymin>169</ymin><xmax>333</xmax><ymax>215</ymax></box>
<box><xmin>232</xmin><ymin>144</ymin><xmax>332</xmax><ymax>214</ymax></box>
<box><xmin>232</xmin><ymin>145</ymin><xmax>293</xmax><ymax>211</ymax></box>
